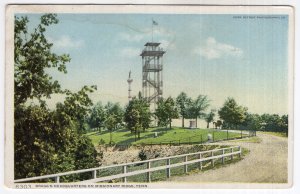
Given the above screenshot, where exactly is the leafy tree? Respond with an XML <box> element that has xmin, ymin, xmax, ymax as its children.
<box><xmin>218</xmin><ymin>98</ymin><xmax>248</xmax><ymax>129</ymax></box>
<box><xmin>104</xmin><ymin>102</ymin><xmax>124</xmax><ymax>143</ymax></box>
<box><xmin>104</xmin><ymin>114</ymin><xmax>117</xmax><ymax>144</ymax></box>
<box><xmin>15</xmin><ymin>104</ymin><xmax>98</xmax><ymax>181</ymax></box>
<box><xmin>56</xmin><ymin>85</ymin><xmax>97</xmax><ymax>133</ymax></box>
<box><xmin>137</xmin><ymin>92</ymin><xmax>152</xmax><ymax>132</ymax></box>
<box><xmin>155</xmin><ymin>97</ymin><xmax>178</xmax><ymax>129</ymax></box>
<box><xmin>205</xmin><ymin>110</ymin><xmax>215</xmax><ymax>128</ymax></box>
<box><xmin>187</xmin><ymin>95</ymin><xmax>210</xmax><ymax>128</ymax></box>
<box><xmin>260</xmin><ymin>114</ymin><xmax>288</xmax><ymax>133</ymax></box>
<box><xmin>241</xmin><ymin>113</ymin><xmax>262</xmax><ymax>131</ymax></box>
<box><xmin>14</xmin><ymin>14</ymin><xmax>70</xmax><ymax>107</ymax></box>
<box><xmin>89</xmin><ymin>102</ymin><xmax>106</xmax><ymax>131</ymax></box>
<box><xmin>124</xmin><ymin>94</ymin><xmax>151</xmax><ymax>140</ymax></box>
<box><xmin>14</xmin><ymin>14</ymin><xmax>98</xmax><ymax>180</ymax></box>
<box><xmin>280</xmin><ymin>115</ymin><xmax>288</xmax><ymax>135</ymax></box>
<box><xmin>176</xmin><ymin>92</ymin><xmax>191</xmax><ymax>128</ymax></box>
<box><xmin>105</xmin><ymin>102</ymin><xmax>124</xmax><ymax>128</ymax></box>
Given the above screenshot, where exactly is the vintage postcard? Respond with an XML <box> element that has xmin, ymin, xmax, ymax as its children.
<box><xmin>5</xmin><ymin>4</ymin><xmax>294</xmax><ymax>189</ymax></box>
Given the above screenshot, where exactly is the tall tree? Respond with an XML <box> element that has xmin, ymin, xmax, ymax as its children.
<box><xmin>14</xmin><ymin>14</ymin><xmax>98</xmax><ymax>180</ymax></box>
<box><xmin>104</xmin><ymin>102</ymin><xmax>124</xmax><ymax>143</ymax></box>
<box><xmin>137</xmin><ymin>93</ymin><xmax>152</xmax><ymax>132</ymax></box>
<box><xmin>104</xmin><ymin>114</ymin><xmax>117</xmax><ymax>144</ymax></box>
<box><xmin>56</xmin><ymin>85</ymin><xmax>97</xmax><ymax>133</ymax></box>
<box><xmin>218</xmin><ymin>98</ymin><xmax>248</xmax><ymax>129</ymax></box>
<box><xmin>187</xmin><ymin>95</ymin><xmax>210</xmax><ymax>128</ymax></box>
<box><xmin>14</xmin><ymin>14</ymin><xmax>70</xmax><ymax>107</ymax></box>
<box><xmin>89</xmin><ymin>102</ymin><xmax>106</xmax><ymax>131</ymax></box>
<box><xmin>205</xmin><ymin>110</ymin><xmax>215</xmax><ymax>128</ymax></box>
<box><xmin>176</xmin><ymin>92</ymin><xmax>191</xmax><ymax>128</ymax></box>
<box><xmin>124</xmin><ymin>94</ymin><xmax>151</xmax><ymax>140</ymax></box>
<box><xmin>260</xmin><ymin>113</ymin><xmax>288</xmax><ymax>133</ymax></box>
<box><xmin>155</xmin><ymin>97</ymin><xmax>178</xmax><ymax>129</ymax></box>
<box><xmin>105</xmin><ymin>102</ymin><xmax>124</xmax><ymax>128</ymax></box>
<box><xmin>241</xmin><ymin>113</ymin><xmax>262</xmax><ymax>131</ymax></box>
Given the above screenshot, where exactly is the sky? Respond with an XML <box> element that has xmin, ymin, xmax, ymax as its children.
<box><xmin>20</xmin><ymin>13</ymin><xmax>289</xmax><ymax>115</ymax></box>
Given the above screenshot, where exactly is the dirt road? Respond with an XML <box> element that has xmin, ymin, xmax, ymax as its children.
<box><xmin>167</xmin><ymin>132</ymin><xmax>288</xmax><ymax>183</ymax></box>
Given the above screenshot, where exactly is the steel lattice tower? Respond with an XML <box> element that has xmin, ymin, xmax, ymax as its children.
<box><xmin>140</xmin><ymin>42</ymin><xmax>166</xmax><ymax>111</ymax></box>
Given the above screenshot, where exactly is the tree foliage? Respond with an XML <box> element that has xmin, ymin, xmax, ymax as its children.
<box><xmin>187</xmin><ymin>95</ymin><xmax>210</xmax><ymax>128</ymax></box>
<box><xmin>14</xmin><ymin>14</ymin><xmax>98</xmax><ymax>180</ymax></box>
<box><xmin>205</xmin><ymin>110</ymin><xmax>215</xmax><ymax>128</ymax></box>
<box><xmin>218</xmin><ymin>98</ymin><xmax>248</xmax><ymax>129</ymax></box>
<box><xmin>14</xmin><ymin>14</ymin><xmax>70</xmax><ymax>106</ymax></box>
<box><xmin>103</xmin><ymin>102</ymin><xmax>124</xmax><ymax>144</ymax></box>
<box><xmin>155</xmin><ymin>97</ymin><xmax>178</xmax><ymax>129</ymax></box>
<box><xmin>89</xmin><ymin>102</ymin><xmax>106</xmax><ymax>131</ymax></box>
<box><xmin>176</xmin><ymin>92</ymin><xmax>191</xmax><ymax>128</ymax></box>
<box><xmin>124</xmin><ymin>94</ymin><xmax>151</xmax><ymax>140</ymax></box>
<box><xmin>56</xmin><ymin>85</ymin><xmax>97</xmax><ymax>133</ymax></box>
<box><xmin>105</xmin><ymin>102</ymin><xmax>124</xmax><ymax>127</ymax></box>
<box><xmin>15</xmin><ymin>104</ymin><xmax>98</xmax><ymax>181</ymax></box>
<box><xmin>240</xmin><ymin>113</ymin><xmax>288</xmax><ymax>135</ymax></box>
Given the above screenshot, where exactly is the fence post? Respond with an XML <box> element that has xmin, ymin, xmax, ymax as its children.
<box><xmin>184</xmin><ymin>156</ymin><xmax>188</xmax><ymax>173</ymax></box>
<box><xmin>222</xmin><ymin>149</ymin><xmax>225</xmax><ymax>164</ymax></box>
<box><xmin>199</xmin><ymin>153</ymin><xmax>202</xmax><ymax>170</ymax></box>
<box><xmin>227</xmin><ymin>130</ymin><xmax>229</xmax><ymax>140</ymax></box>
<box><xmin>211</xmin><ymin>151</ymin><xmax>214</xmax><ymax>167</ymax></box>
<box><xmin>231</xmin><ymin>147</ymin><xmax>233</xmax><ymax>160</ymax></box>
<box><xmin>147</xmin><ymin>162</ymin><xmax>151</xmax><ymax>182</ymax></box>
<box><xmin>122</xmin><ymin>165</ymin><xmax>127</xmax><ymax>183</ymax></box>
<box><xmin>239</xmin><ymin>146</ymin><xmax>242</xmax><ymax>158</ymax></box>
<box><xmin>54</xmin><ymin>176</ymin><xmax>60</xmax><ymax>183</ymax></box>
<box><xmin>166</xmin><ymin>159</ymin><xmax>171</xmax><ymax>178</ymax></box>
<box><xmin>92</xmin><ymin>170</ymin><xmax>97</xmax><ymax>179</ymax></box>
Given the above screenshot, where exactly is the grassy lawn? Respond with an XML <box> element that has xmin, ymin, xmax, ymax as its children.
<box><xmin>86</xmin><ymin>127</ymin><xmax>244</xmax><ymax>146</ymax></box>
<box><xmin>230</xmin><ymin>136</ymin><xmax>262</xmax><ymax>143</ymax></box>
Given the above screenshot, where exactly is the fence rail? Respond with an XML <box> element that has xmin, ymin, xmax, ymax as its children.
<box><xmin>15</xmin><ymin>146</ymin><xmax>241</xmax><ymax>183</ymax></box>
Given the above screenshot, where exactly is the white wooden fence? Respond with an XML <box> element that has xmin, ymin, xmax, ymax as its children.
<box><xmin>15</xmin><ymin>146</ymin><xmax>241</xmax><ymax>183</ymax></box>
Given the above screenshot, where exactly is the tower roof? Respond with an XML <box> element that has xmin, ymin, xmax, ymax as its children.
<box><xmin>144</xmin><ymin>42</ymin><xmax>161</xmax><ymax>46</ymax></box>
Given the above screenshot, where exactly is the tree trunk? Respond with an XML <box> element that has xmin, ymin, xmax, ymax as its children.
<box><xmin>138</xmin><ymin>131</ymin><xmax>140</xmax><ymax>139</ymax></box>
<box><xmin>110</xmin><ymin>131</ymin><xmax>112</xmax><ymax>145</ymax></box>
<box><xmin>196</xmin><ymin>118</ymin><xmax>198</xmax><ymax>128</ymax></box>
<box><xmin>169</xmin><ymin>120</ymin><xmax>172</xmax><ymax>129</ymax></box>
<box><xmin>182</xmin><ymin>117</ymin><xmax>184</xmax><ymax>128</ymax></box>
<box><xmin>207</xmin><ymin>122</ymin><xmax>209</xmax><ymax>128</ymax></box>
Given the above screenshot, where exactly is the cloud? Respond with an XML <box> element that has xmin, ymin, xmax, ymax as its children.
<box><xmin>194</xmin><ymin>37</ymin><xmax>243</xmax><ymax>60</ymax></box>
<box><xmin>120</xmin><ymin>47</ymin><xmax>141</xmax><ymax>58</ymax></box>
<box><xmin>48</xmin><ymin>35</ymin><xmax>84</xmax><ymax>49</ymax></box>
<box><xmin>160</xmin><ymin>39</ymin><xmax>176</xmax><ymax>50</ymax></box>
<box><xmin>119</xmin><ymin>33</ymin><xmax>144</xmax><ymax>42</ymax></box>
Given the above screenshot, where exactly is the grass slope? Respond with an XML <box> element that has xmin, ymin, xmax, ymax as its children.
<box><xmin>86</xmin><ymin>127</ymin><xmax>246</xmax><ymax>146</ymax></box>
